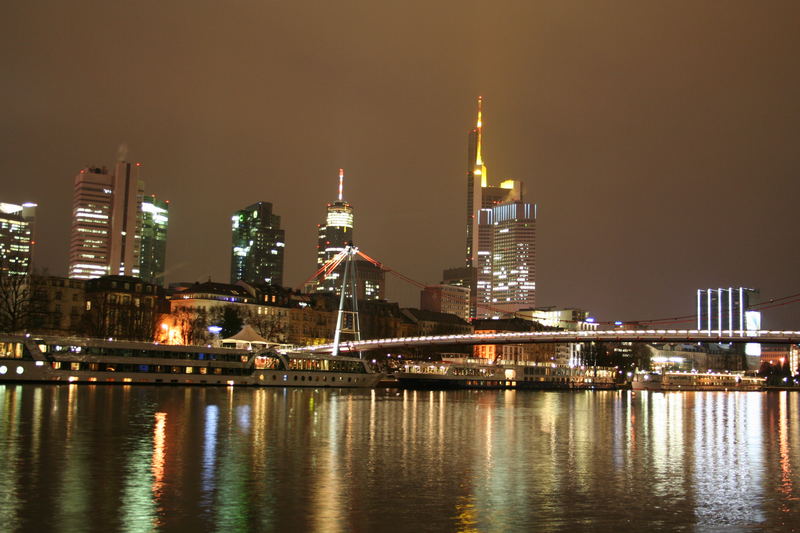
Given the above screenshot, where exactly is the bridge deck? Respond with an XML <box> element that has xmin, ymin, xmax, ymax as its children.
<box><xmin>298</xmin><ymin>329</ymin><xmax>800</xmax><ymax>354</ymax></box>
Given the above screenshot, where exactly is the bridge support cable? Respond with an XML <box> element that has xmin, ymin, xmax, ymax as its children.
<box><xmin>303</xmin><ymin>249</ymin><xmax>349</xmax><ymax>288</ymax></box>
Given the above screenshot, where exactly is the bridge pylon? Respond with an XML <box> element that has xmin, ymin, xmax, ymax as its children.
<box><xmin>332</xmin><ymin>245</ymin><xmax>362</xmax><ymax>357</ymax></box>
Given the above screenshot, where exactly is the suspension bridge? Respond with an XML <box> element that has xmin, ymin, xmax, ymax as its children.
<box><xmin>301</xmin><ymin>245</ymin><xmax>800</xmax><ymax>356</ymax></box>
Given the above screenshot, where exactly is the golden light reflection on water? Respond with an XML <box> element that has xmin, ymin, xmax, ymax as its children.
<box><xmin>311</xmin><ymin>393</ymin><xmax>344</xmax><ymax>533</ymax></box>
<box><xmin>31</xmin><ymin>387</ymin><xmax>41</xmax><ymax>469</ymax></box>
<box><xmin>65</xmin><ymin>383</ymin><xmax>77</xmax><ymax>440</ymax></box>
<box><xmin>251</xmin><ymin>389</ymin><xmax>267</xmax><ymax>480</ymax></box>
<box><xmin>454</xmin><ymin>494</ymin><xmax>479</xmax><ymax>533</ymax></box>
<box><xmin>778</xmin><ymin>392</ymin><xmax>795</xmax><ymax>510</ymax></box>
<box><xmin>0</xmin><ymin>386</ymin><xmax>20</xmax><ymax>528</ymax></box>
<box><xmin>152</xmin><ymin>412</ymin><xmax>167</xmax><ymax>505</ymax></box>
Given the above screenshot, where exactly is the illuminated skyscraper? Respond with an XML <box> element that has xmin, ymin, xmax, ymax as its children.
<box><xmin>69</xmin><ymin>166</ymin><xmax>114</xmax><ymax>279</ymax></box>
<box><xmin>459</xmin><ymin>97</ymin><xmax>523</xmax><ymax>318</ymax></box>
<box><xmin>314</xmin><ymin>169</ymin><xmax>355</xmax><ymax>294</ymax></box>
<box><xmin>108</xmin><ymin>160</ymin><xmax>144</xmax><ymax>277</ymax></box>
<box><xmin>310</xmin><ymin>169</ymin><xmax>384</xmax><ymax>299</ymax></box>
<box><xmin>70</xmin><ymin>152</ymin><xmax>164</xmax><ymax>281</ymax></box>
<box><xmin>465</xmin><ymin>97</ymin><xmax>522</xmax><ymax>268</ymax></box>
<box><xmin>0</xmin><ymin>201</ymin><xmax>36</xmax><ymax>275</ymax></box>
<box><xmin>230</xmin><ymin>202</ymin><xmax>285</xmax><ymax>285</ymax></box>
<box><xmin>139</xmin><ymin>196</ymin><xmax>169</xmax><ymax>286</ymax></box>
<box><xmin>490</xmin><ymin>201</ymin><xmax>537</xmax><ymax>316</ymax></box>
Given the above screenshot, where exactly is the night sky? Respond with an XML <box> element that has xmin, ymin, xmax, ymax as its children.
<box><xmin>2</xmin><ymin>1</ymin><xmax>799</xmax><ymax>327</ymax></box>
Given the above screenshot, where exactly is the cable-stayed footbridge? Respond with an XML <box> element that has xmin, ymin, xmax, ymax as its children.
<box><xmin>302</xmin><ymin>246</ymin><xmax>800</xmax><ymax>356</ymax></box>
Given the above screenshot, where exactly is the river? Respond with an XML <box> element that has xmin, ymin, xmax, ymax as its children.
<box><xmin>1</xmin><ymin>384</ymin><xmax>798</xmax><ymax>531</ymax></box>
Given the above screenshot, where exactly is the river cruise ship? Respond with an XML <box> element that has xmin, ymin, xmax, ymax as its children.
<box><xmin>394</xmin><ymin>360</ymin><xmax>618</xmax><ymax>390</ymax></box>
<box><xmin>631</xmin><ymin>371</ymin><xmax>765</xmax><ymax>392</ymax></box>
<box><xmin>0</xmin><ymin>335</ymin><xmax>382</xmax><ymax>388</ymax></box>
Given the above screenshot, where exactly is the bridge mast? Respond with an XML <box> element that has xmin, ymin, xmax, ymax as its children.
<box><xmin>332</xmin><ymin>245</ymin><xmax>362</xmax><ymax>357</ymax></box>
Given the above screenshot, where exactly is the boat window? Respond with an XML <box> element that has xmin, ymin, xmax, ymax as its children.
<box><xmin>0</xmin><ymin>342</ymin><xmax>23</xmax><ymax>359</ymax></box>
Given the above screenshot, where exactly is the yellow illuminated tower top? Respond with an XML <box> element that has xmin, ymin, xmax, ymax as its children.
<box><xmin>473</xmin><ymin>96</ymin><xmax>488</xmax><ymax>187</ymax></box>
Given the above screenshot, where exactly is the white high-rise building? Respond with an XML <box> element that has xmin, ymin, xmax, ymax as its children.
<box><xmin>490</xmin><ymin>201</ymin><xmax>537</xmax><ymax>316</ymax></box>
<box><xmin>69</xmin><ymin>156</ymin><xmax>145</xmax><ymax>280</ymax></box>
<box><xmin>69</xmin><ymin>166</ymin><xmax>114</xmax><ymax>279</ymax></box>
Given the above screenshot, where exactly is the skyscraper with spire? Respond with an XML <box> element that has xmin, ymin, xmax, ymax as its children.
<box><xmin>466</xmin><ymin>97</ymin><xmax>523</xmax><ymax>265</ymax></box>
<box><xmin>310</xmin><ymin>169</ymin><xmax>384</xmax><ymax>299</ymax></box>
<box><xmin>314</xmin><ymin>169</ymin><xmax>355</xmax><ymax>294</ymax></box>
<box><xmin>462</xmin><ymin>97</ymin><xmax>523</xmax><ymax>318</ymax></box>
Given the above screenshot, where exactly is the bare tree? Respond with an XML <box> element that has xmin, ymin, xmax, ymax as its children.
<box><xmin>245</xmin><ymin>308</ymin><xmax>287</xmax><ymax>342</ymax></box>
<box><xmin>208</xmin><ymin>305</ymin><xmax>244</xmax><ymax>339</ymax></box>
<box><xmin>80</xmin><ymin>292</ymin><xmax>159</xmax><ymax>341</ymax></box>
<box><xmin>0</xmin><ymin>269</ymin><xmax>31</xmax><ymax>333</ymax></box>
<box><xmin>171</xmin><ymin>306</ymin><xmax>209</xmax><ymax>345</ymax></box>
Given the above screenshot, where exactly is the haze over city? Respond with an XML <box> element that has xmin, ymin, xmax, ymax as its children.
<box><xmin>2</xmin><ymin>1</ymin><xmax>799</xmax><ymax>326</ymax></box>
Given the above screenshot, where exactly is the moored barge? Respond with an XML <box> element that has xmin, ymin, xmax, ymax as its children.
<box><xmin>631</xmin><ymin>371</ymin><xmax>764</xmax><ymax>391</ymax></box>
<box><xmin>0</xmin><ymin>335</ymin><xmax>382</xmax><ymax>388</ymax></box>
<box><xmin>394</xmin><ymin>360</ymin><xmax>618</xmax><ymax>390</ymax></box>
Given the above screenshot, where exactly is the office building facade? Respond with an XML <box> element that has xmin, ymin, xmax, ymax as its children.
<box><xmin>140</xmin><ymin>196</ymin><xmax>169</xmax><ymax>286</ymax></box>
<box><xmin>0</xmin><ymin>202</ymin><xmax>36</xmax><ymax>275</ymax></box>
<box><xmin>231</xmin><ymin>202</ymin><xmax>285</xmax><ymax>286</ymax></box>
<box><xmin>69</xmin><ymin>155</ymin><xmax>160</xmax><ymax>281</ymax></box>
<box><xmin>421</xmin><ymin>284</ymin><xmax>470</xmax><ymax>321</ymax></box>
<box><xmin>697</xmin><ymin>287</ymin><xmax>759</xmax><ymax>333</ymax></box>
<box><xmin>490</xmin><ymin>201</ymin><xmax>537</xmax><ymax>315</ymax></box>
<box><xmin>356</xmin><ymin>259</ymin><xmax>385</xmax><ymax>301</ymax></box>
<box><xmin>69</xmin><ymin>166</ymin><xmax>114</xmax><ymax>279</ymax></box>
<box><xmin>108</xmin><ymin>160</ymin><xmax>144</xmax><ymax>277</ymax></box>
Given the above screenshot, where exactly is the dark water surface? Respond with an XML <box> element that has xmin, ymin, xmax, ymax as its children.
<box><xmin>1</xmin><ymin>385</ymin><xmax>799</xmax><ymax>532</ymax></box>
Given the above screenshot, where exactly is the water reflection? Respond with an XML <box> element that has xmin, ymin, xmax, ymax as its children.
<box><xmin>691</xmin><ymin>393</ymin><xmax>764</xmax><ymax>528</ymax></box>
<box><xmin>202</xmin><ymin>404</ymin><xmax>218</xmax><ymax>501</ymax></box>
<box><xmin>152</xmin><ymin>412</ymin><xmax>167</xmax><ymax>506</ymax></box>
<box><xmin>0</xmin><ymin>386</ymin><xmax>21</xmax><ymax>528</ymax></box>
<box><xmin>121</xmin><ymin>411</ymin><xmax>157</xmax><ymax>533</ymax></box>
<box><xmin>4</xmin><ymin>387</ymin><xmax>800</xmax><ymax>530</ymax></box>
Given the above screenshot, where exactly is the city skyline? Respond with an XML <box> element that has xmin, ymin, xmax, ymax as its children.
<box><xmin>2</xmin><ymin>2</ymin><xmax>799</xmax><ymax>327</ymax></box>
